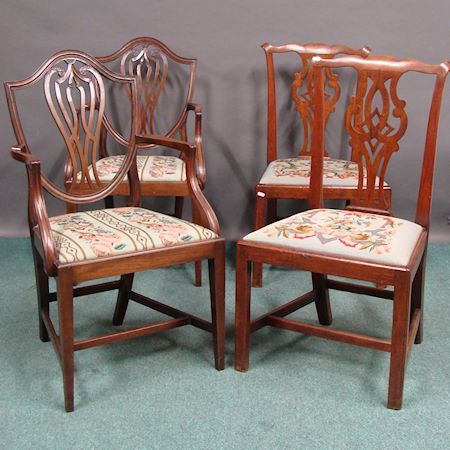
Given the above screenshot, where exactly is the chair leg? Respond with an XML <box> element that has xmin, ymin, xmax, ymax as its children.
<box><xmin>411</xmin><ymin>252</ymin><xmax>426</xmax><ymax>344</ymax></box>
<box><xmin>267</xmin><ymin>198</ymin><xmax>277</xmax><ymax>223</ymax></box>
<box><xmin>312</xmin><ymin>273</ymin><xmax>332</xmax><ymax>325</ymax></box>
<box><xmin>32</xmin><ymin>248</ymin><xmax>50</xmax><ymax>342</ymax></box>
<box><xmin>235</xmin><ymin>244</ymin><xmax>252</xmax><ymax>372</ymax></box>
<box><xmin>104</xmin><ymin>196</ymin><xmax>115</xmax><ymax>209</ymax></box>
<box><xmin>174</xmin><ymin>196</ymin><xmax>184</xmax><ymax>218</ymax></box>
<box><xmin>191</xmin><ymin>201</ymin><xmax>202</xmax><ymax>287</ymax></box>
<box><xmin>112</xmin><ymin>273</ymin><xmax>134</xmax><ymax>326</ymax></box>
<box><xmin>66</xmin><ymin>203</ymin><xmax>77</xmax><ymax>214</ymax></box>
<box><xmin>208</xmin><ymin>242</ymin><xmax>226</xmax><ymax>370</ymax></box>
<box><xmin>57</xmin><ymin>269</ymin><xmax>75</xmax><ymax>413</ymax></box>
<box><xmin>387</xmin><ymin>273</ymin><xmax>411</xmax><ymax>410</ymax></box>
<box><xmin>252</xmin><ymin>193</ymin><xmax>267</xmax><ymax>288</ymax></box>
<box><xmin>194</xmin><ymin>261</ymin><xmax>202</xmax><ymax>287</ymax></box>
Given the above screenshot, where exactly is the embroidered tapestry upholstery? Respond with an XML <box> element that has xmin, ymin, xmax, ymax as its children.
<box><xmin>244</xmin><ymin>209</ymin><xmax>423</xmax><ymax>266</ymax></box>
<box><xmin>77</xmin><ymin>155</ymin><xmax>186</xmax><ymax>183</ymax></box>
<box><xmin>259</xmin><ymin>156</ymin><xmax>387</xmax><ymax>187</ymax></box>
<box><xmin>48</xmin><ymin>207</ymin><xmax>217</xmax><ymax>263</ymax></box>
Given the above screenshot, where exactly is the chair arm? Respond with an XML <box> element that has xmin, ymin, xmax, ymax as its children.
<box><xmin>136</xmin><ymin>134</ymin><xmax>194</xmax><ymax>153</ymax></box>
<box><xmin>11</xmin><ymin>146</ymin><xmax>57</xmax><ymax>275</ymax></box>
<box><xmin>187</xmin><ymin>102</ymin><xmax>203</xmax><ymax>114</ymax></box>
<box><xmin>135</xmin><ymin>135</ymin><xmax>220</xmax><ymax>235</ymax></box>
<box><xmin>186</xmin><ymin>102</ymin><xmax>206</xmax><ymax>188</ymax></box>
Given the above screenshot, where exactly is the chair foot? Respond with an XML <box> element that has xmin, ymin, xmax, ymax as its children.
<box><xmin>234</xmin><ymin>363</ymin><xmax>249</xmax><ymax>372</ymax></box>
<box><xmin>215</xmin><ymin>355</ymin><xmax>225</xmax><ymax>371</ymax></box>
<box><xmin>64</xmin><ymin>385</ymin><xmax>75</xmax><ymax>413</ymax></box>
<box><xmin>40</xmin><ymin>332</ymin><xmax>50</xmax><ymax>343</ymax></box>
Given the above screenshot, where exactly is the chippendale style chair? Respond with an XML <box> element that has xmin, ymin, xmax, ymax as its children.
<box><xmin>70</xmin><ymin>37</ymin><xmax>205</xmax><ymax>285</ymax></box>
<box><xmin>235</xmin><ymin>54</ymin><xmax>449</xmax><ymax>409</ymax></box>
<box><xmin>253</xmin><ymin>42</ymin><xmax>377</xmax><ymax>287</ymax></box>
<box><xmin>5</xmin><ymin>50</ymin><xmax>225</xmax><ymax>412</ymax></box>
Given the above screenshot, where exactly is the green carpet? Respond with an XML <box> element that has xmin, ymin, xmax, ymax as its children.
<box><xmin>1</xmin><ymin>238</ymin><xmax>450</xmax><ymax>449</ymax></box>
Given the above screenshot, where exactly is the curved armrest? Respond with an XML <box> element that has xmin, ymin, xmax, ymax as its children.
<box><xmin>136</xmin><ymin>134</ymin><xmax>220</xmax><ymax>235</ymax></box>
<box><xmin>11</xmin><ymin>146</ymin><xmax>57</xmax><ymax>275</ymax></box>
<box><xmin>11</xmin><ymin>146</ymin><xmax>40</xmax><ymax>164</ymax></box>
<box><xmin>186</xmin><ymin>102</ymin><xmax>206</xmax><ymax>188</ymax></box>
<box><xmin>136</xmin><ymin>134</ymin><xmax>194</xmax><ymax>153</ymax></box>
<box><xmin>187</xmin><ymin>102</ymin><xmax>203</xmax><ymax>114</ymax></box>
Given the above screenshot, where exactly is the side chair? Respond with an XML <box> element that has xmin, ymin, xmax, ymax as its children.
<box><xmin>253</xmin><ymin>42</ymin><xmax>379</xmax><ymax>287</ymax></box>
<box><xmin>5</xmin><ymin>50</ymin><xmax>225</xmax><ymax>412</ymax></box>
<box><xmin>235</xmin><ymin>53</ymin><xmax>449</xmax><ymax>409</ymax></box>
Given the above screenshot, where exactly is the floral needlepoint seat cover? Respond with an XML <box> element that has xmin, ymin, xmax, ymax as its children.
<box><xmin>77</xmin><ymin>155</ymin><xmax>186</xmax><ymax>183</ymax></box>
<box><xmin>48</xmin><ymin>207</ymin><xmax>217</xmax><ymax>263</ymax></box>
<box><xmin>244</xmin><ymin>209</ymin><xmax>423</xmax><ymax>266</ymax></box>
<box><xmin>259</xmin><ymin>156</ymin><xmax>388</xmax><ymax>187</ymax></box>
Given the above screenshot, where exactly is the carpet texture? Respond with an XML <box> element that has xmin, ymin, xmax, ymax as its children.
<box><xmin>1</xmin><ymin>238</ymin><xmax>449</xmax><ymax>449</ymax></box>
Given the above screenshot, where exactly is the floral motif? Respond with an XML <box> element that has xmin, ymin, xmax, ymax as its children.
<box><xmin>263</xmin><ymin>209</ymin><xmax>401</xmax><ymax>255</ymax></box>
<box><xmin>49</xmin><ymin>207</ymin><xmax>216</xmax><ymax>263</ymax></box>
<box><xmin>93</xmin><ymin>155</ymin><xmax>145</xmax><ymax>179</ymax></box>
<box><xmin>271</xmin><ymin>156</ymin><xmax>359</xmax><ymax>180</ymax></box>
<box><xmin>77</xmin><ymin>155</ymin><xmax>186</xmax><ymax>182</ymax></box>
<box><xmin>114</xmin><ymin>208</ymin><xmax>201</xmax><ymax>247</ymax></box>
<box><xmin>147</xmin><ymin>155</ymin><xmax>180</xmax><ymax>178</ymax></box>
<box><xmin>50</xmin><ymin>214</ymin><xmax>125</xmax><ymax>258</ymax></box>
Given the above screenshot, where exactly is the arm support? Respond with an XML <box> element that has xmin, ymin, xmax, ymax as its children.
<box><xmin>187</xmin><ymin>102</ymin><xmax>206</xmax><ymax>188</ymax></box>
<box><xmin>11</xmin><ymin>146</ymin><xmax>57</xmax><ymax>275</ymax></box>
<box><xmin>136</xmin><ymin>135</ymin><xmax>220</xmax><ymax>235</ymax></box>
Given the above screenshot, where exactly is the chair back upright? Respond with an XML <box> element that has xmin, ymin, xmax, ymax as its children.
<box><xmin>98</xmin><ymin>37</ymin><xmax>196</xmax><ymax>144</ymax></box>
<box><xmin>5</xmin><ymin>50</ymin><xmax>141</xmax><ymax>210</ymax></box>
<box><xmin>262</xmin><ymin>42</ymin><xmax>371</xmax><ymax>164</ymax></box>
<box><xmin>310</xmin><ymin>55</ymin><xmax>450</xmax><ymax>224</ymax></box>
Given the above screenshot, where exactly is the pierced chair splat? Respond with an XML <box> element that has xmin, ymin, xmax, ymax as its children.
<box><xmin>70</xmin><ymin>37</ymin><xmax>206</xmax><ymax>285</ymax></box>
<box><xmin>5</xmin><ymin>50</ymin><xmax>225</xmax><ymax>412</ymax></box>
<box><xmin>235</xmin><ymin>53</ymin><xmax>449</xmax><ymax>410</ymax></box>
<box><xmin>253</xmin><ymin>42</ymin><xmax>379</xmax><ymax>287</ymax></box>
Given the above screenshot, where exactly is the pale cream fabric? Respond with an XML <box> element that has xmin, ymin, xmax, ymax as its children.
<box><xmin>49</xmin><ymin>207</ymin><xmax>216</xmax><ymax>263</ymax></box>
<box><xmin>244</xmin><ymin>209</ymin><xmax>423</xmax><ymax>266</ymax></box>
<box><xmin>77</xmin><ymin>155</ymin><xmax>186</xmax><ymax>183</ymax></box>
<box><xmin>259</xmin><ymin>156</ymin><xmax>387</xmax><ymax>187</ymax></box>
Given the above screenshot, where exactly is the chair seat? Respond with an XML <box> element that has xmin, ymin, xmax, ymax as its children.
<box><xmin>244</xmin><ymin>208</ymin><xmax>423</xmax><ymax>266</ymax></box>
<box><xmin>49</xmin><ymin>207</ymin><xmax>217</xmax><ymax>263</ymax></box>
<box><xmin>259</xmin><ymin>156</ymin><xmax>387</xmax><ymax>187</ymax></box>
<box><xmin>77</xmin><ymin>155</ymin><xmax>186</xmax><ymax>183</ymax></box>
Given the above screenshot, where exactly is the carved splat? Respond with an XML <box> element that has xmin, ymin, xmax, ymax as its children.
<box><xmin>44</xmin><ymin>59</ymin><xmax>106</xmax><ymax>191</ymax></box>
<box><xmin>120</xmin><ymin>45</ymin><xmax>169</xmax><ymax>135</ymax></box>
<box><xmin>291</xmin><ymin>55</ymin><xmax>340</xmax><ymax>156</ymax></box>
<box><xmin>346</xmin><ymin>71</ymin><xmax>408</xmax><ymax>211</ymax></box>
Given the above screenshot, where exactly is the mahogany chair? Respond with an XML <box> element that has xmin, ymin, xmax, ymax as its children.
<box><xmin>72</xmin><ymin>37</ymin><xmax>205</xmax><ymax>285</ymax></box>
<box><xmin>235</xmin><ymin>54</ymin><xmax>449</xmax><ymax>409</ymax></box>
<box><xmin>5</xmin><ymin>50</ymin><xmax>225</xmax><ymax>412</ymax></box>
<box><xmin>253</xmin><ymin>42</ymin><xmax>380</xmax><ymax>287</ymax></box>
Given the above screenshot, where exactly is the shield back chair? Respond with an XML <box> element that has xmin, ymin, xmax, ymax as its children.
<box><xmin>235</xmin><ymin>54</ymin><xmax>449</xmax><ymax>409</ymax></box>
<box><xmin>253</xmin><ymin>42</ymin><xmax>379</xmax><ymax>287</ymax></box>
<box><xmin>72</xmin><ymin>37</ymin><xmax>205</xmax><ymax>285</ymax></box>
<box><xmin>5</xmin><ymin>50</ymin><xmax>225</xmax><ymax>412</ymax></box>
